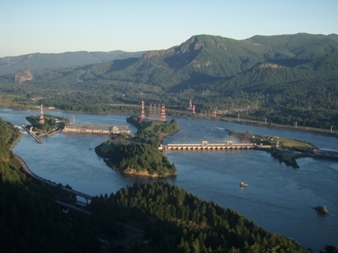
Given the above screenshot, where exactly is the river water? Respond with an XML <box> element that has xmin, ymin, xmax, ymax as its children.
<box><xmin>1</xmin><ymin>108</ymin><xmax>337</xmax><ymax>252</ymax></box>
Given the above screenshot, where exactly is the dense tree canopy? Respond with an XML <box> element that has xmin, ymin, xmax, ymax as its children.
<box><xmin>99</xmin><ymin>181</ymin><xmax>310</xmax><ymax>252</ymax></box>
<box><xmin>95</xmin><ymin>116</ymin><xmax>179</xmax><ymax>176</ymax></box>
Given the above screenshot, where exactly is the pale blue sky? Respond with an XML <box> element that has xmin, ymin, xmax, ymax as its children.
<box><xmin>1</xmin><ymin>0</ymin><xmax>337</xmax><ymax>57</ymax></box>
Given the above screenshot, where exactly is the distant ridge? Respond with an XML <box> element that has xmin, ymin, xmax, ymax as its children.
<box><xmin>0</xmin><ymin>50</ymin><xmax>145</xmax><ymax>74</ymax></box>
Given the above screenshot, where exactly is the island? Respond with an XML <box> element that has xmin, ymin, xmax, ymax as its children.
<box><xmin>25</xmin><ymin>114</ymin><xmax>69</xmax><ymax>136</ymax></box>
<box><xmin>95</xmin><ymin>116</ymin><xmax>180</xmax><ymax>177</ymax></box>
<box><xmin>228</xmin><ymin>130</ymin><xmax>318</xmax><ymax>168</ymax></box>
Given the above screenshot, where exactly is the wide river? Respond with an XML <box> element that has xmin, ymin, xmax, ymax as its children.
<box><xmin>1</xmin><ymin>108</ymin><xmax>337</xmax><ymax>252</ymax></box>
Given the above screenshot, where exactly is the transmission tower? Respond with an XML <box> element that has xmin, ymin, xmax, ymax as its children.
<box><xmin>161</xmin><ymin>104</ymin><xmax>166</xmax><ymax>122</ymax></box>
<box><xmin>39</xmin><ymin>104</ymin><xmax>45</xmax><ymax>124</ymax></box>
<box><xmin>141</xmin><ymin>100</ymin><xmax>145</xmax><ymax>121</ymax></box>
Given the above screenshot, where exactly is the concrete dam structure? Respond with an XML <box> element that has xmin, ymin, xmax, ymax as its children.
<box><xmin>62</xmin><ymin>123</ymin><xmax>130</xmax><ymax>135</ymax></box>
<box><xmin>160</xmin><ymin>141</ymin><xmax>257</xmax><ymax>151</ymax></box>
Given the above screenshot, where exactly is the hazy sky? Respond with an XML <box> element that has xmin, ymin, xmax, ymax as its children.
<box><xmin>1</xmin><ymin>0</ymin><xmax>337</xmax><ymax>57</ymax></box>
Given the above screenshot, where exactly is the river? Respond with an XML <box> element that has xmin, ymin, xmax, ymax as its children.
<box><xmin>1</xmin><ymin>108</ymin><xmax>337</xmax><ymax>252</ymax></box>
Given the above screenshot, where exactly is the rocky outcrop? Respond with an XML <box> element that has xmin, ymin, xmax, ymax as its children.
<box><xmin>257</xmin><ymin>63</ymin><xmax>281</xmax><ymax>69</ymax></box>
<box><xmin>142</xmin><ymin>48</ymin><xmax>175</xmax><ymax>59</ymax></box>
<box><xmin>123</xmin><ymin>168</ymin><xmax>176</xmax><ymax>178</ymax></box>
<box><xmin>142</xmin><ymin>36</ymin><xmax>205</xmax><ymax>59</ymax></box>
<box><xmin>14</xmin><ymin>69</ymin><xmax>33</xmax><ymax>84</ymax></box>
<box><xmin>314</xmin><ymin>205</ymin><xmax>330</xmax><ymax>215</ymax></box>
<box><xmin>123</xmin><ymin>168</ymin><xmax>159</xmax><ymax>178</ymax></box>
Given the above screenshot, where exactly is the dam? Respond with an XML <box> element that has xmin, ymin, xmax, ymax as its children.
<box><xmin>159</xmin><ymin>141</ymin><xmax>261</xmax><ymax>151</ymax></box>
<box><xmin>62</xmin><ymin>123</ymin><xmax>130</xmax><ymax>135</ymax></box>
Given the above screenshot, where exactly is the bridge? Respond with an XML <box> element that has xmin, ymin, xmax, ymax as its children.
<box><xmin>15</xmin><ymin>155</ymin><xmax>93</xmax><ymax>202</ymax></box>
<box><xmin>22</xmin><ymin>125</ymin><xmax>43</xmax><ymax>144</ymax></box>
<box><xmin>159</xmin><ymin>141</ymin><xmax>256</xmax><ymax>151</ymax></box>
<box><xmin>62</xmin><ymin>123</ymin><xmax>130</xmax><ymax>135</ymax></box>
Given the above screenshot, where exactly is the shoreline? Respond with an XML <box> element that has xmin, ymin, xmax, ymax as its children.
<box><xmin>216</xmin><ymin>116</ymin><xmax>338</xmax><ymax>138</ymax></box>
<box><xmin>123</xmin><ymin>168</ymin><xmax>177</xmax><ymax>178</ymax></box>
<box><xmin>1</xmin><ymin>106</ymin><xmax>337</xmax><ymax>138</ymax></box>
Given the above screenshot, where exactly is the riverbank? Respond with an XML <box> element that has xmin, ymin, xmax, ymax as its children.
<box><xmin>215</xmin><ymin>115</ymin><xmax>338</xmax><ymax>138</ymax></box>
<box><xmin>123</xmin><ymin>168</ymin><xmax>176</xmax><ymax>178</ymax></box>
<box><xmin>1</xmin><ymin>103</ymin><xmax>337</xmax><ymax>138</ymax></box>
<box><xmin>227</xmin><ymin>129</ymin><xmax>338</xmax><ymax>169</ymax></box>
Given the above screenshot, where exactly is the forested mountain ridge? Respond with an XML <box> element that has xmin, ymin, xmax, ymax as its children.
<box><xmin>246</xmin><ymin>33</ymin><xmax>338</xmax><ymax>60</ymax></box>
<box><xmin>80</xmin><ymin>33</ymin><xmax>338</xmax><ymax>86</ymax></box>
<box><xmin>0</xmin><ymin>50</ymin><xmax>145</xmax><ymax>74</ymax></box>
<box><xmin>1</xmin><ymin>33</ymin><xmax>338</xmax><ymax>129</ymax></box>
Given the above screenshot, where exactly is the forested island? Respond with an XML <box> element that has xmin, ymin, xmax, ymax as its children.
<box><xmin>25</xmin><ymin>114</ymin><xmax>69</xmax><ymax>134</ymax></box>
<box><xmin>95</xmin><ymin>116</ymin><xmax>179</xmax><ymax>177</ymax></box>
<box><xmin>228</xmin><ymin>130</ymin><xmax>318</xmax><ymax>168</ymax></box>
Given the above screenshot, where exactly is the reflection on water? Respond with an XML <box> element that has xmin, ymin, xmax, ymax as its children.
<box><xmin>1</xmin><ymin>109</ymin><xmax>338</xmax><ymax>252</ymax></box>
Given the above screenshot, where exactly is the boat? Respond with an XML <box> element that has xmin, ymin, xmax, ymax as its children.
<box><xmin>240</xmin><ymin>182</ymin><xmax>248</xmax><ymax>187</ymax></box>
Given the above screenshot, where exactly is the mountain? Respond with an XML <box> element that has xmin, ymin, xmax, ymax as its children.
<box><xmin>0</xmin><ymin>50</ymin><xmax>145</xmax><ymax>74</ymax></box>
<box><xmin>328</xmin><ymin>33</ymin><xmax>338</xmax><ymax>42</ymax></box>
<box><xmin>1</xmin><ymin>33</ymin><xmax>338</xmax><ymax>129</ymax></box>
<box><xmin>246</xmin><ymin>33</ymin><xmax>338</xmax><ymax>60</ymax></box>
<box><xmin>62</xmin><ymin>33</ymin><xmax>338</xmax><ymax>91</ymax></box>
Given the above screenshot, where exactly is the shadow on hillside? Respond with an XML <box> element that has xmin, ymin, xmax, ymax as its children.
<box><xmin>164</xmin><ymin>49</ymin><xmax>201</xmax><ymax>69</ymax></box>
<box><xmin>168</xmin><ymin>72</ymin><xmax>223</xmax><ymax>93</ymax></box>
<box><xmin>108</xmin><ymin>58</ymin><xmax>139</xmax><ymax>72</ymax></box>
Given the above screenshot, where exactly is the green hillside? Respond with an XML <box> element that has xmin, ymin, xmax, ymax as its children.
<box><xmin>1</xmin><ymin>33</ymin><xmax>338</xmax><ymax>129</ymax></box>
<box><xmin>0</xmin><ymin>50</ymin><xmax>145</xmax><ymax>74</ymax></box>
<box><xmin>246</xmin><ymin>33</ymin><xmax>338</xmax><ymax>61</ymax></box>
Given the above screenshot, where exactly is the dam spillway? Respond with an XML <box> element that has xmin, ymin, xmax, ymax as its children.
<box><xmin>160</xmin><ymin>141</ymin><xmax>260</xmax><ymax>151</ymax></box>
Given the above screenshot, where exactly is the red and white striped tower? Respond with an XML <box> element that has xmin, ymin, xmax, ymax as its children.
<box><xmin>39</xmin><ymin>104</ymin><xmax>45</xmax><ymax>124</ymax></box>
<box><xmin>157</xmin><ymin>104</ymin><xmax>161</xmax><ymax>120</ymax></box>
<box><xmin>161</xmin><ymin>104</ymin><xmax>166</xmax><ymax>122</ymax></box>
<box><xmin>141</xmin><ymin>100</ymin><xmax>145</xmax><ymax>121</ymax></box>
<box><xmin>213</xmin><ymin>108</ymin><xmax>217</xmax><ymax>117</ymax></box>
<box><xmin>149</xmin><ymin>103</ymin><xmax>153</xmax><ymax>120</ymax></box>
<box><xmin>192</xmin><ymin>105</ymin><xmax>196</xmax><ymax>114</ymax></box>
<box><xmin>153</xmin><ymin>103</ymin><xmax>157</xmax><ymax>120</ymax></box>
